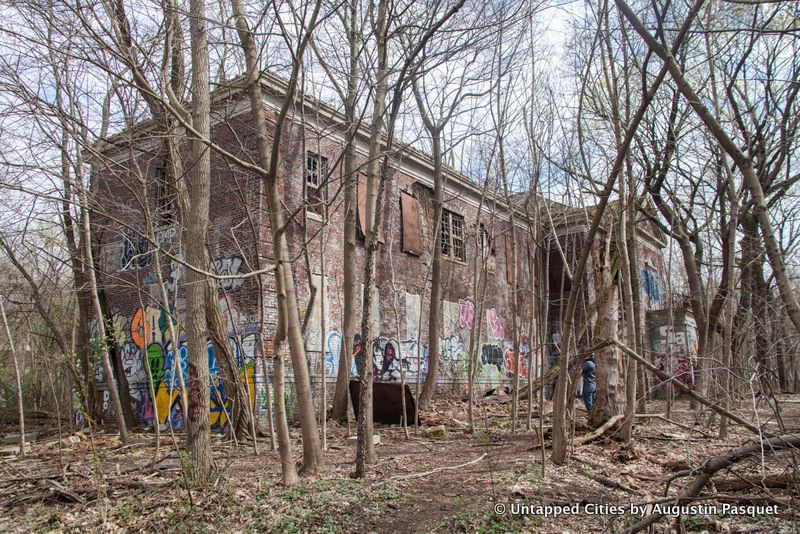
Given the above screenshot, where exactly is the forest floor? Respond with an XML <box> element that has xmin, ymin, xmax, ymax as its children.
<box><xmin>0</xmin><ymin>393</ymin><xmax>798</xmax><ymax>533</ymax></box>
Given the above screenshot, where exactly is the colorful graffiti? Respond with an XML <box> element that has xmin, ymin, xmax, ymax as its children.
<box><xmin>488</xmin><ymin>308</ymin><xmax>505</xmax><ymax>340</ymax></box>
<box><xmin>651</xmin><ymin>322</ymin><xmax>698</xmax><ymax>396</ymax></box>
<box><xmin>92</xmin><ymin>289</ymin><xmax>536</xmax><ymax>425</ymax></box>
<box><xmin>458</xmin><ymin>298</ymin><xmax>475</xmax><ymax>330</ymax></box>
<box><xmin>503</xmin><ymin>342</ymin><xmax>528</xmax><ymax>378</ymax></box>
<box><xmin>94</xmin><ymin>300</ymin><xmax>256</xmax><ymax>431</ymax></box>
<box><xmin>372</xmin><ymin>337</ymin><xmax>425</xmax><ymax>381</ymax></box>
<box><xmin>641</xmin><ymin>267</ymin><xmax>660</xmax><ymax>304</ymax></box>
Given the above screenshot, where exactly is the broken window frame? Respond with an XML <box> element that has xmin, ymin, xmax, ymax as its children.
<box><xmin>440</xmin><ymin>208</ymin><xmax>466</xmax><ymax>263</ymax></box>
<box><xmin>479</xmin><ymin>223</ymin><xmax>496</xmax><ymax>273</ymax></box>
<box><xmin>305</xmin><ymin>151</ymin><xmax>328</xmax><ymax>219</ymax></box>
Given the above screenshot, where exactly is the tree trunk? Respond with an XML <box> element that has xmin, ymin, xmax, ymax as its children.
<box><xmin>355</xmin><ymin>0</ymin><xmax>389</xmax><ymax>478</ymax></box>
<box><xmin>420</xmin><ymin>132</ymin><xmax>443</xmax><ymax>410</ymax></box>
<box><xmin>331</xmin><ymin>0</ymin><xmax>359</xmax><ymax>423</ymax></box>
<box><xmin>185</xmin><ymin>0</ymin><xmax>214</xmax><ymax>482</ymax></box>
<box><xmin>79</xmin><ymin>189</ymin><xmax>129</xmax><ymax>444</ymax></box>
<box><xmin>589</xmin><ymin>234</ymin><xmax>623</xmax><ymax>428</ymax></box>
<box><xmin>1</xmin><ymin>301</ymin><xmax>26</xmax><ymax>457</ymax></box>
<box><xmin>619</xmin><ymin>194</ymin><xmax>637</xmax><ymax>441</ymax></box>
<box><xmin>98</xmin><ymin>286</ymin><xmax>136</xmax><ymax>428</ymax></box>
<box><xmin>272</xmin><ymin>286</ymin><xmax>299</xmax><ymax>485</ymax></box>
<box><xmin>228</xmin><ymin>0</ymin><xmax>323</xmax><ymax>475</ymax></box>
<box><xmin>205</xmin><ymin>281</ymin><xmax>255</xmax><ymax>438</ymax></box>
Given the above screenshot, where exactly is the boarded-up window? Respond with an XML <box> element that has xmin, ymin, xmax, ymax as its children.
<box><xmin>505</xmin><ymin>234</ymin><xmax>514</xmax><ymax>284</ymax></box>
<box><xmin>358</xmin><ymin>174</ymin><xmax>367</xmax><ymax>235</ymax></box>
<box><xmin>400</xmin><ymin>192</ymin><xmax>423</xmax><ymax>255</ymax></box>
<box><xmin>155</xmin><ymin>165</ymin><xmax>174</xmax><ymax>225</ymax></box>
<box><xmin>357</xmin><ymin>174</ymin><xmax>384</xmax><ymax>242</ymax></box>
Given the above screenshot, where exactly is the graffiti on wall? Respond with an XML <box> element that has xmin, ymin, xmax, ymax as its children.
<box><xmin>116</xmin><ymin>238</ymin><xmax>243</xmax><ymax>294</ymax></box>
<box><xmin>214</xmin><ymin>255</ymin><xmax>245</xmax><ymax>291</ymax></box>
<box><xmin>487</xmin><ymin>308</ymin><xmax>505</xmax><ymax>341</ymax></box>
<box><xmin>298</xmin><ymin>294</ymin><xmax>523</xmax><ymax>390</ymax></box>
<box><xmin>439</xmin><ymin>334</ymin><xmax>468</xmax><ymax>379</ymax></box>
<box><xmin>325</xmin><ymin>331</ymin><xmax>342</xmax><ymax>376</ymax></box>
<box><xmin>651</xmin><ymin>325</ymin><xmax>698</xmax><ymax>356</ymax></box>
<box><xmin>167</xmin><ymin>254</ymin><xmax>184</xmax><ymax>292</ymax></box>
<box><xmin>458</xmin><ymin>298</ymin><xmax>475</xmax><ymax>330</ymax></box>
<box><xmin>120</xmin><ymin>230</ymin><xmax>152</xmax><ymax>271</ymax></box>
<box><xmin>503</xmin><ymin>342</ymin><xmax>528</xmax><ymax>378</ymax></box>
<box><xmin>374</xmin><ymin>337</ymin><xmax>402</xmax><ymax>380</ymax></box>
<box><xmin>641</xmin><ymin>267</ymin><xmax>660</xmax><ymax>304</ymax></box>
<box><xmin>94</xmin><ymin>298</ymin><xmax>256</xmax><ymax>431</ymax></box>
<box><xmin>651</xmin><ymin>323</ymin><xmax>698</xmax><ymax>395</ymax></box>
<box><xmin>372</xmin><ymin>337</ymin><xmax>426</xmax><ymax>381</ymax></box>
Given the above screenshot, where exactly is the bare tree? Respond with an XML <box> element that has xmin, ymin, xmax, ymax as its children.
<box><xmin>229</xmin><ymin>0</ymin><xmax>324</xmax><ymax>477</ymax></box>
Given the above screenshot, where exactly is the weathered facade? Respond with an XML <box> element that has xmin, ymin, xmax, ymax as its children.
<box><xmin>90</xmin><ymin>73</ymin><xmax>543</xmax><ymax>429</ymax></box>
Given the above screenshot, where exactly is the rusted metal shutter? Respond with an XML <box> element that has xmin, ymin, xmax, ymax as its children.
<box><xmin>357</xmin><ymin>174</ymin><xmax>384</xmax><ymax>243</ymax></box>
<box><xmin>400</xmin><ymin>192</ymin><xmax>423</xmax><ymax>255</ymax></box>
<box><xmin>505</xmin><ymin>234</ymin><xmax>514</xmax><ymax>284</ymax></box>
<box><xmin>358</xmin><ymin>174</ymin><xmax>367</xmax><ymax>236</ymax></box>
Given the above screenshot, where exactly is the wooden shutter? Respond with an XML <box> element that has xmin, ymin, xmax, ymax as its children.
<box><xmin>357</xmin><ymin>174</ymin><xmax>367</xmax><ymax>236</ymax></box>
<box><xmin>357</xmin><ymin>174</ymin><xmax>384</xmax><ymax>243</ymax></box>
<box><xmin>400</xmin><ymin>192</ymin><xmax>423</xmax><ymax>255</ymax></box>
<box><xmin>505</xmin><ymin>235</ymin><xmax>514</xmax><ymax>284</ymax></box>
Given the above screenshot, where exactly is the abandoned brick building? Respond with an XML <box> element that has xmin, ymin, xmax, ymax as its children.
<box><xmin>89</xmin><ymin>72</ymin><xmax>677</xmax><ymax>430</ymax></box>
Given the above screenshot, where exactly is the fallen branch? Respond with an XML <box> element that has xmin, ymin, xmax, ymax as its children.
<box><xmin>713</xmin><ymin>474</ymin><xmax>795</xmax><ymax>492</ymax></box>
<box><xmin>389</xmin><ymin>453</ymin><xmax>488</xmax><ymax>481</ymax></box>
<box><xmin>656</xmin><ymin>415</ymin><xmax>713</xmax><ymax>437</ymax></box>
<box><xmin>621</xmin><ymin>433</ymin><xmax>800</xmax><ymax>534</ymax></box>
<box><xmin>44</xmin><ymin>479</ymin><xmax>85</xmax><ymax>504</ymax></box>
<box><xmin>574</xmin><ymin>415</ymin><xmax>624</xmax><ymax>446</ymax></box>
<box><xmin>610</xmin><ymin>340</ymin><xmax>763</xmax><ymax>435</ymax></box>
<box><xmin>108</xmin><ymin>478</ymin><xmax>174</xmax><ymax>489</ymax></box>
<box><xmin>587</xmin><ymin>472</ymin><xmax>639</xmax><ymax>494</ymax></box>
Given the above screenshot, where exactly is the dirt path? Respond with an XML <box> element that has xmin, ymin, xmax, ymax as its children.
<box><xmin>1</xmin><ymin>396</ymin><xmax>797</xmax><ymax>533</ymax></box>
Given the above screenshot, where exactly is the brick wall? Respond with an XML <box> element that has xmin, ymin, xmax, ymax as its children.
<box><xmin>90</xmin><ymin>97</ymin><xmax>541</xmax><ymax>429</ymax></box>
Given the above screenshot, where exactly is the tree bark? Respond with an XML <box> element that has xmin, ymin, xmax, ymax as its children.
<box><xmin>420</xmin><ymin>132</ymin><xmax>443</xmax><ymax>410</ymax></box>
<box><xmin>355</xmin><ymin>0</ymin><xmax>389</xmax><ymax>477</ymax></box>
<box><xmin>228</xmin><ymin>0</ymin><xmax>323</xmax><ymax>474</ymax></box>
<box><xmin>185</xmin><ymin>0</ymin><xmax>214</xmax><ymax>482</ymax></box>
<box><xmin>98</xmin><ymin>286</ymin><xmax>136</xmax><ymax>428</ymax></box>
<box><xmin>205</xmin><ymin>281</ymin><xmax>255</xmax><ymax>438</ymax></box>
<box><xmin>0</xmin><ymin>300</ymin><xmax>26</xmax><ymax>457</ymax></box>
<box><xmin>589</xmin><ymin>233</ymin><xmax>623</xmax><ymax>428</ymax></box>
<box><xmin>331</xmin><ymin>0</ymin><xmax>359</xmax><ymax>423</ymax></box>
